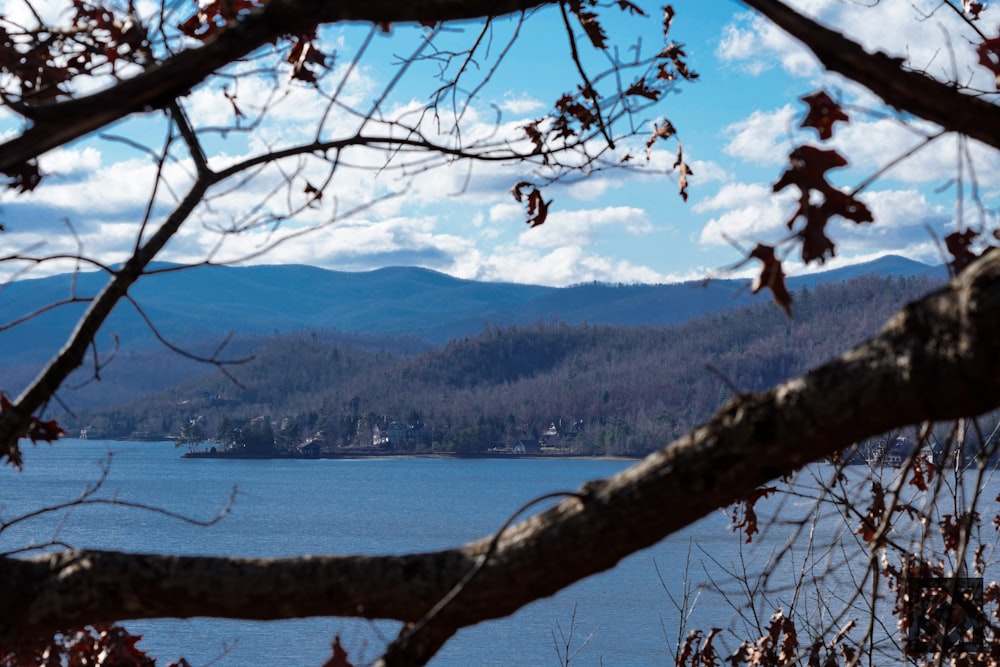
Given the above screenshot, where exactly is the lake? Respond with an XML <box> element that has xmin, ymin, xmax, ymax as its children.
<box><xmin>2</xmin><ymin>439</ymin><xmax>985</xmax><ymax>666</ymax></box>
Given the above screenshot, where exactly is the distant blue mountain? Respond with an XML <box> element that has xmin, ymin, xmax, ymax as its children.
<box><xmin>0</xmin><ymin>255</ymin><xmax>942</xmax><ymax>370</ymax></box>
<box><xmin>786</xmin><ymin>254</ymin><xmax>945</xmax><ymax>287</ymax></box>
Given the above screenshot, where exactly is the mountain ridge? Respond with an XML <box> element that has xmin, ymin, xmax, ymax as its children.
<box><xmin>0</xmin><ymin>255</ymin><xmax>943</xmax><ymax>371</ymax></box>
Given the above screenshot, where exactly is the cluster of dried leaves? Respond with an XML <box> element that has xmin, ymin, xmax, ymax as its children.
<box><xmin>513</xmin><ymin>3</ymin><xmax>696</xmax><ymax>225</ymax></box>
<box><xmin>0</xmin><ymin>0</ymin><xmax>150</xmax><ymax>191</ymax></box>
<box><xmin>0</xmin><ymin>1</ymin><xmax>149</xmax><ymax>104</ymax></box>
<box><xmin>867</xmin><ymin>461</ymin><xmax>999</xmax><ymax>661</ymax></box>
<box><xmin>781</xmin><ymin>124</ymin><xmax>1000</xmax><ymax>656</ymax></box>
<box><xmin>179</xmin><ymin>0</ymin><xmax>330</xmax><ymax>84</ymax></box>
<box><xmin>0</xmin><ymin>625</ymin><xmax>185</xmax><ymax>667</ymax></box>
<box><xmin>729</xmin><ymin>485</ymin><xmax>777</xmax><ymax>544</ymax></box>
<box><xmin>0</xmin><ymin>627</ymin><xmax>357</xmax><ymax>666</ymax></box>
<box><xmin>0</xmin><ymin>0</ymin><xmax>331</xmax><ymax>194</ymax></box>
<box><xmin>714</xmin><ymin>441</ymin><xmax>1000</xmax><ymax>667</ymax></box>
<box><xmin>0</xmin><ymin>393</ymin><xmax>64</xmax><ymax>469</ymax></box>
<box><xmin>677</xmin><ymin>610</ymin><xmax>858</xmax><ymax>667</ymax></box>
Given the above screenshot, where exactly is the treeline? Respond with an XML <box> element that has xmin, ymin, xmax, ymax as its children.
<box><xmin>70</xmin><ymin>274</ymin><xmax>939</xmax><ymax>456</ymax></box>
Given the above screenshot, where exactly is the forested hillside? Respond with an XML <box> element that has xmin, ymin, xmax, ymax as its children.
<box><xmin>71</xmin><ymin>274</ymin><xmax>939</xmax><ymax>456</ymax></box>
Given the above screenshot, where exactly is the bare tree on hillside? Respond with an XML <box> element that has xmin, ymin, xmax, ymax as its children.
<box><xmin>2</xmin><ymin>1</ymin><xmax>1000</xmax><ymax>665</ymax></box>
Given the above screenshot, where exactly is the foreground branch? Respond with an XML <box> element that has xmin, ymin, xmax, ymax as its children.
<box><xmin>3</xmin><ymin>251</ymin><xmax>1000</xmax><ymax>665</ymax></box>
<box><xmin>740</xmin><ymin>0</ymin><xmax>1000</xmax><ymax>150</ymax></box>
<box><xmin>0</xmin><ymin>175</ymin><xmax>212</xmax><ymax>464</ymax></box>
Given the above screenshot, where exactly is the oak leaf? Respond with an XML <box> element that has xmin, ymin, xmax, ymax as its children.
<box><xmin>178</xmin><ymin>0</ymin><xmax>260</xmax><ymax>40</ymax></box>
<box><xmin>625</xmin><ymin>80</ymin><xmax>661</xmax><ymax>101</ymax></box>
<box><xmin>908</xmin><ymin>459</ymin><xmax>935</xmax><ymax>491</ymax></box>
<box><xmin>510</xmin><ymin>181</ymin><xmax>533</xmax><ymax>203</ymax></box>
<box><xmin>645</xmin><ymin>119</ymin><xmax>676</xmax><ymax>159</ymax></box>
<box><xmin>730</xmin><ymin>485</ymin><xmax>777</xmax><ymax>543</ymax></box>
<box><xmin>96</xmin><ymin>625</ymin><xmax>156</xmax><ymax>666</ymax></box>
<box><xmin>304</xmin><ymin>181</ymin><xmax>323</xmax><ymax>205</ymax></box>
<box><xmin>322</xmin><ymin>636</ymin><xmax>356</xmax><ymax>667</ymax></box>
<box><xmin>286</xmin><ymin>32</ymin><xmax>331</xmax><ymax>84</ymax></box>
<box><xmin>798</xmin><ymin>206</ymin><xmax>837</xmax><ymax>264</ymax></box>
<box><xmin>656</xmin><ymin>42</ymin><xmax>698</xmax><ymax>81</ymax></box>
<box><xmin>749</xmin><ymin>244</ymin><xmax>792</xmax><ymax>316</ymax></box>
<box><xmin>940</xmin><ymin>512</ymin><xmax>979</xmax><ymax>553</ymax></box>
<box><xmin>522</xmin><ymin>120</ymin><xmax>545</xmax><ymax>157</ymax></box>
<box><xmin>673</xmin><ymin>142</ymin><xmax>692</xmax><ymax>202</ymax></box>
<box><xmin>510</xmin><ymin>182</ymin><xmax>552</xmax><ymax>228</ymax></box>
<box><xmin>526</xmin><ymin>189</ymin><xmax>551</xmax><ymax>228</ymax></box>
<box><xmin>978</xmin><ymin>36</ymin><xmax>1000</xmax><ymax>88</ymax></box>
<box><xmin>2</xmin><ymin>161</ymin><xmax>42</xmax><ymax>192</ymax></box>
<box><xmin>772</xmin><ymin>146</ymin><xmax>847</xmax><ymax>195</ymax></box>
<box><xmin>824</xmin><ymin>189</ymin><xmax>873</xmax><ymax>224</ymax></box>
<box><xmin>567</xmin><ymin>1</ymin><xmax>607</xmax><ymax>49</ymax></box>
<box><xmin>855</xmin><ymin>481</ymin><xmax>886</xmax><ymax>544</ymax></box>
<box><xmin>616</xmin><ymin>0</ymin><xmax>646</xmax><ymax>16</ymax></box>
<box><xmin>662</xmin><ymin>5</ymin><xmax>675</xmax><ymax>37</ymax></box>
<box><xmin>799</xmin><ymin>91</ymin><xmax>849</xmax><ymax>140</ymax></box>
<box><xmin>0</xmin><ymin>392</ymin><xmax>66</xmax><ymax>468</ymax></box>
<box><xmin>964</xmin><ymin>1</ymin><xmax>985</xmax><ymax>18</ymax></box>
<box><xmin>945</xmin><ymin>229</ymin><xmax>980</xmax><ymax>274</ymax></box>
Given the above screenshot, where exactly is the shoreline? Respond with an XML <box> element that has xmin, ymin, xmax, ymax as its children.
<box><xmin>180</xmin><ymin>449</ymin><xmax>638</xmax><ymax>461</ymax></box>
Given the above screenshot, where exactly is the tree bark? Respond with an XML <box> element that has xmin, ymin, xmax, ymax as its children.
<box><xmin>4</xmin><ymin>250</ymin><xmax>1000</xmax><ymax>663</ymax></box>
<box><xmin>740</xmin><ymin>0</ymin><xmax>1000</xmax><ymax>150</ymax></box>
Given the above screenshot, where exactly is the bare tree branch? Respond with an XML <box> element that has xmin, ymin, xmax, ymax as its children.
<box><xmin>0</xmin><ymin>0</ymin><xmax>558</xmax><ymax>172</ymax></box>
<box><xmin>739</xmin><ymin>0</ymin><xmax>1000</xmax><ymax>150</ymax></box>
<box><xmin>0</xmin><ymin>175</ymin><xmax>213</xmax><ymax>465</ymax></box>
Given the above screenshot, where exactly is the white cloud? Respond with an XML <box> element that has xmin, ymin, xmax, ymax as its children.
<box><xmin>499</xmin><ymin>93</ymin><xmax>546</xmax><ymax>116</ymax></box>
<box><xmin>696</xmin><ymin>182</ymin><xmax>795</xmax><ymax>247</ymax></box>
<box><xmin>163</xmin><ymin>213</ymin><xmax>476</xmax><ymax>272</ymax></box>
<box><xmin>11</xmin><ymin>0</ymin><xmax>987</xmax><ymax>291</ymax></box>
<box><xmin>516</xmin><ymin>207</ymin><xmax>652</xmax><ymax>249</ymax></box>
<box><xmin>38</xmin><ymin>147</ymin><xmax>103</xmax><ymax>179</ymax></box>
<box><xmin>694</xmin><ymin>181</ymin><xmax>780</xmax><ymax>214</ymax></box>
<box><xmin>833</xmin><ymin>124</ymin><xmax>1000</xmax><ymax>189</ymax></box>
<box><xmin>167</xmin><ymin>207</ymin><xmax>673</xmax><ymax>288</ymax></box>
<box><xmin>565</xmin><ymin>177</ymin><xmax>616</xmax><ymax>201</ymax></box>
<box><xmin>717</xmin><ymin>11</ymin><xmax>818</xmax><ymax>77</ymax></box>
<box><xmin>833</xmin><ymin>189</ymin><xmax>950</xmax><ymax>259</ymax></box>
<box><xmin>0</xmin><ymin>154</ymin><xmax>194</xmax><ymax>218</ymax></box>
<box><xmin>473</xmin><ymin>244</ymin><xmax>670</xmax><ymax>286</ymax></box>
<box><xmin>723</xmin><ymin>105</ymin><xmax>798</xmax><ymax>166</ymax></box>
<box><xmin>489</xmin><ymin>203</ymin><xmax>523</xmax><ymax>223</ymax></box>
<box><xmin>179</xmin><ymin>47</ymin><xmax>392</xmax><ymax>153</ymax></box>
<box><xmin>688</xmin><ymin>160</ymin><xmax>730</xmax><ymax>185</ymax></box>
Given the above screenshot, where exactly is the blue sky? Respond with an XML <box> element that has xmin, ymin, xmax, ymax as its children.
<box><xmin>1</xmin><ymin>0</ymin><xmax>997</xmax><ymax>286</ymax></box>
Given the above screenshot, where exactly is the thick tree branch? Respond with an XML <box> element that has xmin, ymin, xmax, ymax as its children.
<box><xmin>3</xmin><ymin>250</ymin><xmax>1000</xmax><ymax>664</ymax></box>
<box><xmin>0</xmin><ymin>0</ymin><xmax>555</xmax><ymax>172</ymax></box>
<box><xmin>740</xmin><ymin>0</ymin><xmax>1000</xmax><ymax>150</ymax></box>
<box><xmin>0</xmin><ymin>175</ymin><xmax>213</xmax><ymax>464</ymax></box>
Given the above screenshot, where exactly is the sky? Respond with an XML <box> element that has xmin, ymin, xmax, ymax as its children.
<box><xmin>1</xmin><ymin>0</ymin><xmax>998</xmax><ymax>286</ymax></box>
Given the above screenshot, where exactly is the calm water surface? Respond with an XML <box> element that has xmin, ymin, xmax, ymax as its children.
<box><xmin>2</xmin><ymin>439</ymin><xmax>953</xmax><ymax>666</ymax></box>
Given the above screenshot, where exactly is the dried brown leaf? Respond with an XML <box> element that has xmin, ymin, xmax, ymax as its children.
<box><xmin>749</xmin><ymin>244</ymin><xmax>792</xmax><ymax>317</ymax></box>
<box><xmin>799</xmin><ymin>91</ymin><xmax>849</xmax><ymax>141</ymax></box>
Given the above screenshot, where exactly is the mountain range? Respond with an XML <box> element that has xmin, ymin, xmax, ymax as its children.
<box><xmin>1</xmin><ymin>255</ymin><xmax>943</xmax><ymax>377</ymax></box>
